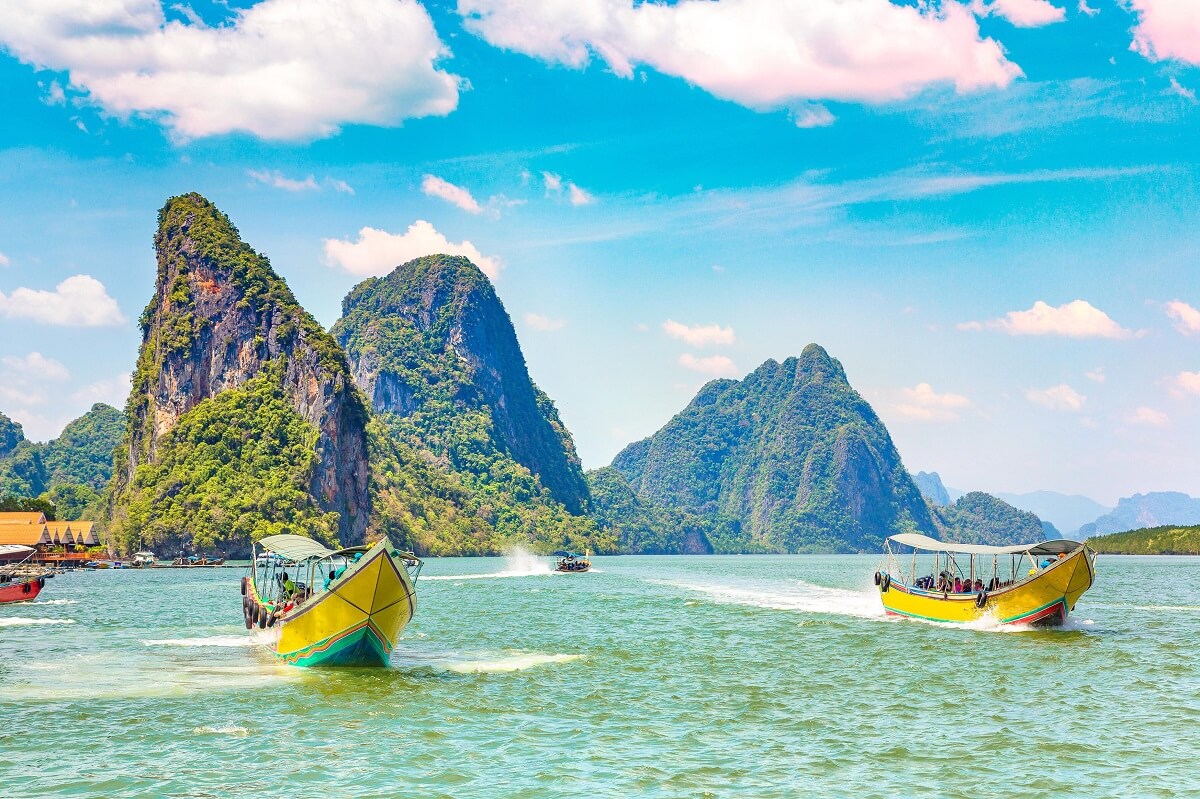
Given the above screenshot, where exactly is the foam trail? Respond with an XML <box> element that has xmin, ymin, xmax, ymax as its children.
<box><xmin>0</xmin><ymin>617</ymin><xmax>75</xmax><ymax>627</ymax></box>
<box><xmin>35</xmin><ymin>599</ymin><xmax>79</xmax><ymax>606</ymax></box>
<box><xmin>391</xmin><ymin>650</ymin><xmax>583</xmax><ymax>674</ymax></box>
<box><xmin>193</xmin><ymin>725</ymin><xmax>250</xmax><ymax>736</ymax></box>
<box><xmin>143</xmin><ymin>635</ymin><xmax>253</xmax><ymax>647</ymax></box>
<box><xmin>425</xmin><ymin>547</ymin><xmax>554</xmax><ymax>581</ymax></box>
<box><xmin>666</xmin><ymin>578</ymin><xmax>885</xmax><ymax>620</ymax></box>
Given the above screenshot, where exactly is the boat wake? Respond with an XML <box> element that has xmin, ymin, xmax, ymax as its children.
<box><xmin>0</xmin><ymin>617</ymin><xmax>75</xmax><ymax>627</ymax></box>
<box><xmin>142</xmin><ymin>635</ymin><xmax>253</xmax><ymax>647</ymax></box>
<box><xmin>193</xmin><ymin>725</ymin><xmax>250</xmax><ymax>736</ymax></box>
<box><xmin>664</xmin><ymin>578</ymin><xmax>885</xmax><ymax>620</ymax></box>
<box><xmin>424</xmin><ymin>548</ymin><xmax>554</xmax><ymax>581</ymax></box>
<box><xmin>391</xmin><ymin>650</ymin><xmax>583</xmax><ymax>674</ymax></box>
<box><xmin>35</xmin><ymin>599</ymin><xmax>79</xmax><ymax>605</ymax></box>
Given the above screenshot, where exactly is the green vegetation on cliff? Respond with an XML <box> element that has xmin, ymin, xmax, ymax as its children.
<box><xmin>607</xmin><ymin>346</ymin><xmax>936</xmax><ymax>553</ymax></box>
<box><xmin>932</xmin><ymin>491</ymin><xmax>1046</xmax><ymax>547</ymax></box>
<box><xmin>1087</xmin><ymin>525</ymin><xmax>1200</xmax><ymax>555</ymax></box>
<box><xmin>111</xmin><ymin>371</ymin><xmax>338</xmax><ymax>552</ymax></box>
<box><xmin>0</xmin><ymin>405</ymin><xmax>124</xmax><ymax>517</ymax></box>
<box><xmin>334</xmin><ymin>255</ymin><xmax>610</xmax><ymax>555</ymax></box>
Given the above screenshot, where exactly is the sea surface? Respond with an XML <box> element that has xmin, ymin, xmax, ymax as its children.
<box><xmin>2</xmin><ymin>554</ymin><xmax>1198</xmax><ymax>798</ymax></box>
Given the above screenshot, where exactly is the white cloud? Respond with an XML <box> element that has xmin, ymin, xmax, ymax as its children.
<box><xmin>0</xmin><ymin>252</ymin><xmax>9</xmax><ymax>267</ymax></box>
<box><xmin>247</xmin><ymin>169</ymin><xmax>319</xmax><ymax>192</ymax></box>
<box><xmin>679</xmin><ymin>353</ymin><xmax>739</xmax><ymax>377</ymax></box>
<box><xmin>662</xmin><ymin>320</ymin><xmax>736</xmax><ymax>348</ymax></box>
<box><xmin>983</xmin><ymin>0</ymin><xmax>1066</xmax><ymax>27</ymax></box>
<box><xmin>1166</xmin><ymin>77</ymin><xmax>1197</xmax><ymax>102</ymax></box>
<box><xmin>958</xmin><ymin>300</ymin><xmax>1136</xmax><ymax>339</ymax></box>
<box><xmin>329</xmin><ymin>179</ymin><xmax>355</xmax><ymax>195</ymax></box>
<box><xmin>1127</xmin><ymin>0</ymin><xmax>1200</xmax><ymax>66</ymax></box>
<box><xmin>0</xmin><ymin>275</ymin><xmax>126</xmax><ymax>327</ymax></box>
<box><xmin>323</xmin><ymin>221</ymin><xmax>501</xmax><ymax>280</ymax></box>
<box><xmin>894</xmin><ymin>382</ymin><xmax>972</xmax><ymax>421</ymax></box>
<box><xmin>568</xmin><ymin>183</ymin><xmax>595</xmax><ymax>206</ymax></box>
<box><xmin>1026</xmin><ymin>384</ymin><xmax>1086</xmax><ymax>412</ymax></box>
<box><xmin>0</xmin><ymin>0</ymin><xmax>461</xmax><ymax>140</ymax></box>
<box><xmin>1169</xmin><ymin>370</ymin><xmax>1200</xmax><ymax>397</ymax></box>
<box><xmin>524</xmin><ymin>312</ymin><xmax>565</xmax><ymax>332</ymax></box>
<box><xmin>792</xmin><ymin>104</ymin><xmax>836</xmax><ymax>128</ymax></box>
<box><xmin>1078</xmin><ymin>0</ymin><xmax>1100</xmax><ymax>15</ymax></box>
<box><xmin>43</xmin><ymin>79</ymin><xmax>66</xmax><ymax>105</ymax></box>
<box><xmin>1128</xmin><ymin>406</ymin><xmax>1169</xmax><ymax>427</ymax></box>
<box><xmin>541</xmin><ymin>172</ymin><xmax>563</xmax><ymax>193</ymax></box>
<box><xmin>1085</xmin><ymin>367</ymin><xmax>1106</xmax><ymax>383</ymax></box>
<box><xmin>1165</xmin><ymin>300</ymin><xmax>1200</xmax><ymax>335</ymax></box>
<box><xmin>422</xmin><ymin>175</ymin><xmax>483</xmax><ymax>214</ymax></box>
<box><xmin>460</xmin><ymin>0</ymin><xmax>1020</xmax><ymax>115</ymax></box>
<box><xmin>1</xmin><ymin>352</ymin><xmax>70</xmax><ymax>383</ymax></box>
<box><xmin>72</xmin><ymin>372</ymin><xmax>132</xmax><ymax>408</ymax></box>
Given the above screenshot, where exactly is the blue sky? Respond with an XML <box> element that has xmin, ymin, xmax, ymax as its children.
<box><xmin>0</xmin><ymin>0</ymin><xmax>1197</xmax><ymax>504</ymax></box>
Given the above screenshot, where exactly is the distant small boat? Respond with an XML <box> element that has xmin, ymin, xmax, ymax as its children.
<box><xmin>130</xmin><ymin>551</ymin><xmax>157</xmax><ymax>568</ymax></box>
<box><xmin>876</xmin><ymin>533</ymin><xmax>1097</xmax><ymax>626</ymax></box>
<box><xmin>553</xmin><ymin>550</ymin><xmax>591</xmax><ymax>573</ymax></box>
<box><xmin>171</xmin><ymin>555</ymin><xmax>226</xmax><ymax>567</ymax></box>
<box><xmin>242</xmin><ymin>534</ymin><xmax>421</xmax><ymax>667</ymax></box>
<box><xmin>0</xmin><ymin>544</ymin><xmax>49</xmax><ymax>604</ymax></box>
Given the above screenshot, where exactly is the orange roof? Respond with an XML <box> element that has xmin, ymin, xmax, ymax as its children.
<box><xmin>0</xmin><ymin>512</ymin><xmax>47</xmax><ymax>525</ymax></box>
<box><xmin>0</xmin><ymin>526</ymin><xmax>51</xmax><ymax>546</ymax></box>
<box><xmin>44</xmin><ymin>521</ymin><xmax>74</xmax><ymax>544</ymax></box>
<box><xmin>72</xmin><ymin>522</ymin><xmax>99</xmax><ymax>546</ymax></box>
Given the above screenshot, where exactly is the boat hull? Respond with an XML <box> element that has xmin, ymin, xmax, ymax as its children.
<box><xmin>250</xmin><ymin>538</ymin><xmax>416</xmax><ymax>667</ymax></box>
<box><xmin>0</xmin><ymin>577</ymin><xmax>44</xmax><ymax>605</ymax></box>
<box><xmin>880</xmin><ymin>545</ymin><xmax>1095</xmax><ymax>626</ymax></box>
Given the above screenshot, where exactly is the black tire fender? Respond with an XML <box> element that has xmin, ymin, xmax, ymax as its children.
<box><xmin>873</xmin><ymin>571</ymin><xmax>881</xmax><ymax>586</ymax></box>
<box><xmin>37</xmin><ymin>577</ymin><xmax>45</xmax><ymax>589</ymax></box>
<box><xmin>22</xmin><ymin>581</ymin><xmax>31</xmax><ymax>594</ymax></box>
<box><xmin>256</xmin><ymin>604</ymin><xmax>267</xmax><ymax>629</ymax></box>
<box><xmin>975</xmin><ymin>591</ymin><xmax>988</xmax><ymax>609</ymax></box>
<box><xmin>240</xmin><ymin>576</ymin><xmax>248</xmax><ymax>596</ymax></box>
<box><xmin>880</xmin><ymin>573</ymin><xmax>891</xmax><ymax>593</ymax></box>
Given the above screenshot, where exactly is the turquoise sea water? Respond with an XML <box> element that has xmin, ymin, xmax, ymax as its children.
<box><xmin>2</xmin><ymin>554</ymin><xmax>1198</xmax><ymax>798</ymax></box>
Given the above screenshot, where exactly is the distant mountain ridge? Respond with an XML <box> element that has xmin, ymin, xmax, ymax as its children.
<box><xmin>995</xmin><ymin>490</ymin><xmax>1110</xmax><ymax>538</ymax></box>
<box><xmin>914</xmin><ymin>471</ymin><xmax>951</xmax><ymax>506</ymax></box>
<box><xmin>1078</xmin><ymin>492</ymin><xmax>1200</xmax><ymax>538</ymax></box>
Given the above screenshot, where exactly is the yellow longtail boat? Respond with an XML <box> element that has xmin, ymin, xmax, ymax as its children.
<box><xmin>241</xmin><ymin>534</ymin><xmax>422</xmax><ymax>667</ymax></box>
<box><xmin>875</xmin><ymin>533</ymin><xmax>1096</xmax><ymax>626</ymax></box>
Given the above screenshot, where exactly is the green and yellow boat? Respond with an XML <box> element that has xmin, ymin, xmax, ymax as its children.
<box><xmin>242</xmin><ymin>534</ymin><xmax>422</xmax><ymax>667</ymax></box>
<box><xmin>876</xmin><ymin>533</ymin><xmax>1096</xmax><ymax>626</ymax></box>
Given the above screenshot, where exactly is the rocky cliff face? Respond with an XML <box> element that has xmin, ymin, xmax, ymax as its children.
<box><xmin>610</xmin><ymin>344</ymin><xmax>937</xmax><ymax>552</ymax></box>
<box><xmin>333</xmin><ymin>255</ymin><xmax>589</xmax><ymax>513</ymax></box>
<box><xmin>111</xmin><ymin>193</ymin><xmax>370</xmax><ymax>547</ymax></box>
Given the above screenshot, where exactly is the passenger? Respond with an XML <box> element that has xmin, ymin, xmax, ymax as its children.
<box><xmin>953</xmin><ymin>577</ymin><xmax>963</xmax><ymax>593</ymax></box>
<box><xmin>974</xmin><ymin>579</ymin><xmax>984</xmax><ymax>592</ymax></box>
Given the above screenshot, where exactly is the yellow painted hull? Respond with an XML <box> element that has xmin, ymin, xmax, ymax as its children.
<box><xmin>880</xmin><ymin>545</ymin><xmax>1096</xmax><ymax>626</ymax></box>
<box><xmin>252</xmin><ymin>538</ymin><xmax>417</xmax><ymax>667</ymax></box>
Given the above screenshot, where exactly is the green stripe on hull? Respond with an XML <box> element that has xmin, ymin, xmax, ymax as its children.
<box><xmin>281</xmin><ymin>622</ymin><xmax>393</xmax><ymax>667</ymax></box>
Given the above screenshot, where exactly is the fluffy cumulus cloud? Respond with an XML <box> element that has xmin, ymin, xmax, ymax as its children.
<box><xmin>1</xmin><ymin>352</ymin><xmax>70</xmax><ymax>383</ymax></box>
<box><xmin>72</xmin><ymin>372</ymin><xmax>132</xmax><ymax>407</ymax></box>
<box><xmin>458</xmin><ymin>0</ymin><xmax>1021</xmax><ymax>116</ymax></box>
<box><xmin>0</xmin><ymin>0</ymin><xmax>461</xmax><ymax>140</ymax></box>
<box><xmin>662</xmin><ymin>320</ymin><xmax>736</xmax><ymax>347</ymax></box>
<box><xmin>323</xmin><ymin>221</ymin><xmax>501</xmax><ymax>280</ymax></box>
<box><xmin>524</xmin><ymin>313</ymin><xmax>566</xmax><ymax>332</ymax></box>
<box><xmin>422</xmin><ymin>175</ymin><xmax>483</xmax><ymax>214</ymax></box>
<box><xmin>959</xmin><ymin>300</ymin><xmax>1136</xmax><ymax>339</ymax></box>
<box><xmin>1026</xmin><ymin>383</ymin><xmax>1086</xmax><ymax>412</ymax></box>
<box><xmin>1126</xmin><ymin>0</ymin><xmax>1200</xmax><ymax>65</ymax></box>
<box><xmin>894</xmin><ymin>383</ymin><xmax>972</xmax><ymax>421</ymax></box>
<box><xmin>0</xmin><ymin>275</ymin><xmax>126</xmax><ymax>327</ymax></box>
<box><xmin>1169</xmin><ymin>370</ymin><xmax>1200</xmax><ymax>397</ymax></box>
<box><xmin>983</xmin><ymin>0</ymin><xmax>1066</xmax><ymax>26</ymax></box>
<box><xmin>1165</xmin><ymin>300</ymin><xmax>1200</xmax><ymax>335</ymax></box>
<box><xmin>679</xmin><ymin>353</ymin><xmax>740</xmax><ymax>377</ymax></box>
<box><xmin>0</xmin><ymin>353</ymin><xmax>72</xmax><ymax>439</ymax></box>
<box><xmin>1127</xmin><ymin>406</ymin><xmax>1169</xmax><ymax>427</ymax></box>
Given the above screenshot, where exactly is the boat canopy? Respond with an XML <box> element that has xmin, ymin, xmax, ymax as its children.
<box><xmin>887</xmin><ymin>533</ymin><xmax>1085</xmax><ymax>557</ymax></box>
<box><xmin>256</xmin><ymin>534</ymin><xmax>335</xmax><ymax>563</ymax></box>
<box><xmin>0</xmin><ymin>544</ymin><xmax>34</xmax><ymax>557</ymax></box>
